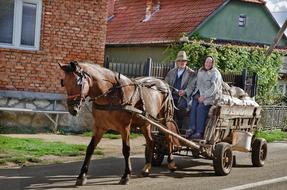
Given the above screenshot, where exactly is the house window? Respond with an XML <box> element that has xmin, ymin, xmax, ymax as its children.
<box><xmin>238</xmin><ymin>14</ymin><xmax>246</xmax><ymax>27</ymax></box>
<box><xmin>277</xmin><ymin>84</ymin><xmax>287</xmax><ymax>96</ymax></box>
<box><xmin>278</xmin><ymin>84</ymin><xmax>284</xmax><ymax>94</ymax></box>
<box><xmin>0</xmin><ymin>0</ymin><xmax>42</xmax><ymax>50</ymax></box>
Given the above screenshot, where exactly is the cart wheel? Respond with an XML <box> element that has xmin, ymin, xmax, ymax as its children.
<box><xmin>251</xmin><ymin>138</ymin><xmax>267</xmax><ymax>167</ymax></box>
<box><xmin>145</xmin><ymin>145</ymin><xmax>164</xmax><ymax>166</ymax></box>
<box><xmin>213</xmin><ymin>142</ymin><xmax>233</xmax><ymax>176</ymax></box>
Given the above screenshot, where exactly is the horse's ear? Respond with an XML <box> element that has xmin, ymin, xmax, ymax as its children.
<box><xmin>58</xmin><ymin>63</ymin><xmax>65</xmax><ymax>71</ymax></box>
<box><xmin>70</xmin><ymin>61</ymin><xmax>81</xmax><ymax>72</ymax></box>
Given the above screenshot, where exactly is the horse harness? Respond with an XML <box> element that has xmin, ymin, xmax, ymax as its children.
<box><xmin>92</xmin><ymin>76</ymin><xmax>172</xmax><ymax>119</ymax></box>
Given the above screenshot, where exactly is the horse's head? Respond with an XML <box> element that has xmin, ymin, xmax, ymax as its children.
<box><xmin>59</xmin><ymin>61</ymin><xmax>90</xmax><ymax>116</ymax></box>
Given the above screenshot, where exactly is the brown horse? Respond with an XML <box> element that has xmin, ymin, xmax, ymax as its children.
<box><xmin>59</xmin><ymin>61</ymin><xmax>180</xmax><ymax>185</ymax></box>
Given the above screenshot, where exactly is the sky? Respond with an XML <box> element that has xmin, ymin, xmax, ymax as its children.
<box><xmin>266</xmin><ymin>0</ymin><xmax>287</xmax><ymax>26</ymax></box>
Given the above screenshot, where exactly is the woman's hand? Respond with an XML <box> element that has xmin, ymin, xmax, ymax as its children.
<box><xmin>198</xmin><ymin>96</ymin><xmax>205</xmax><ymax>103</ymax></box>
<box><xmin>178</xmin><ymin>90</ymin><xmax>185</xmax><ymax>96</ymax></box>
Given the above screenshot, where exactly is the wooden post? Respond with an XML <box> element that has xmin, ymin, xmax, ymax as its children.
<box><xmin>171</xmin><ymin>61</ymin><xmax>176</xmax><ymax>69</ymax></box>
<box><xmin>144</xmin><ymin>57</ymin><xmax>152</xmax><ymax>76</ymax></box>
<box><xmin>251</xmin><ymin>72</ymin><xmax>257</xmax><ymax>97</ymax></box>
<box><xmin>105</xmin><ymin>56</ymin><xmax>110</xmax><ymax>69</ymax></box>
<box><xmin>266</xmin><ymin>19</ymin><xmax>287</xmax><ymax>56</ymax></box>
<box><xmin>241</xmin><ymin>69</ymin><xmax>247</xmax><ymax>91</ymax></box>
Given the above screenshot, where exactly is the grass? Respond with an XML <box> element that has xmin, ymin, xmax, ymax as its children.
<box><xmin>0</xmin><ymin>135</ymin><xmax>103</xmax><ymax>166</ymax></box>
<box><xmin>82</xmin><ymin>131</ymin><xmax>142</xmax><ymax>139</ymax></box>
<box><xmin>256</xmin><ymin>129</ymin><xmax>287</xmax><ymax>143</ymax></box>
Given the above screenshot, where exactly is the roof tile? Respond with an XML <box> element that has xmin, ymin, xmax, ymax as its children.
<box><xmin>107</xmin><ymin>0</ymin><xmax>225</xmax><ymax>45</ymax></box>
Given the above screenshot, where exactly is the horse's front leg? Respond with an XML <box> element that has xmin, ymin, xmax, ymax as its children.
<box><xmin>167</xmin><ymin>148</ymin><xmax>177</xmax><ymax>172</ymax></box>
<box><xmin>75</xmin><ymin>129</ymin><xmax>104</xmax><ymax>186</ymax></box>
<box><xmin>141</xmin><ymin>124</ymin><xmax>153</xmax><ymax>177</ymax></box>
<box><xmin>119</xmin><ymin>128</ymin><xmax>132</xmax><ymax>185</ymax></box>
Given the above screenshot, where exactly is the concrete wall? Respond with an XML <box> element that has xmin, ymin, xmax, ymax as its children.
<box><xmin>0</xmin><ymin>90</ymin><xmax>93</xmax><ymax>133</ymax></box>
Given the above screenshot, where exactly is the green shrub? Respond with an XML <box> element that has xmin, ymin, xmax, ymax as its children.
<box><xmin>167</xmin><ymin>39</ymin><xmax>285</xmax><ymax>104</ymax></box>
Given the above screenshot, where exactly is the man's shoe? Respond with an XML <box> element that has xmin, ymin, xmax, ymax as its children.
<box><xmin>191</xmin><ymin>133</ymin><xmax>203</xmax><ymax>140</ymax></box>
<box><xmin>185</xmin><ymin>129</ymin><xmax>195</xmax><ymax>139</ymax></box>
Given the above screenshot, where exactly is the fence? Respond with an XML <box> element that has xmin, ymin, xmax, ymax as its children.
<box><xmin>105</xmin><ymin>57</ymin><xmax>257</xmax><ymax>96</ymax></box>
<box><xmin>261</xmin><ymin>105</ymin><xmax>287</xmax><ymax>130</ymax></box>
<box><xmin>105</xmin><ymin>58</ymin><xmax>175</xmax><ymax>79</ymax></box>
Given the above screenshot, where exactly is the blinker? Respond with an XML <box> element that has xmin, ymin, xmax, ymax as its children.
<box><xmin>60</xmin><ymin>79</ymin><xmax>64</xmax><ymax>87</ymax></box>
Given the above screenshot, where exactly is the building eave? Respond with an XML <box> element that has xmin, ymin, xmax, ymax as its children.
<box><xmin>106</xmin><ymin>40</ymin><xmax>175</xmax><ymax>47</ymax></box>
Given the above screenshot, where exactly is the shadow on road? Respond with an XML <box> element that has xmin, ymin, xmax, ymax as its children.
<box><xmin>0</xmin><ymin>156</ymin><xmax>217</xmax><ymax>189</ymax></box>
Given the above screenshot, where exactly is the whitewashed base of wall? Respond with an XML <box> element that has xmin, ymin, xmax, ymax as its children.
<box><xmin>0</xmin><ymin>97</ymin><xmax>94</xmax><ymax>133</ymax></box>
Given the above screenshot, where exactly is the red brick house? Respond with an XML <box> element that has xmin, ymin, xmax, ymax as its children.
<box><xmin>0</xmin><ymin>0</ymin><xmax>108</xmax><ymax>132</ymax></box>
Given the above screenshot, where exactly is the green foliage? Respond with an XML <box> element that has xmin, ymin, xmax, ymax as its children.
<box><xmin>167</xmin><ymin>39</ymin><xmax>285</xmax><ymax>104</ymax></box>
<box><xmin>256</xmin><ymin>129</ymin><xmax>287</xmax><ymax>142</ymax></box>
<box><xmin>82</xmin><ymin>131</ymin><xmax>142</xmax><ymax>139</ymax></box>
<box><xmin>0</xmin><ymin>135</ymin><xmax>103</xmax><ymax>166</ymax></box>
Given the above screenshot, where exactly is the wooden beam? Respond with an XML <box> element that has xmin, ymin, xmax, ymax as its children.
<box><xmin>266</xmin><ymin>19</ymin><xmax>287</xmax><ymax>56</ymax></box>
<box><xmin>137</xmin><ymin>114</ymin><xmax>200</xmax><ymax>149</ymax></box>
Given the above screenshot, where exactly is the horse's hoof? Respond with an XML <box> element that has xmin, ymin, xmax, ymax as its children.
<box><xmin>141</xmin><ymin>171</ymin><xmax>150</xmax><ymax>177</ymax></box>
<box><xmin>119</xmin><ymin>177</ymin><xmax>129</xmax><ymax>185</ymax></box>
<box><xmin>168</xmin><ymin>161</ymin><xmax>177</xmax><ymax>172</ymax></box>
<box><xmin>75</xmin><ymin>177</ymin><xmax>87</xmax><ymax>186</ymax></box>
<box><xmin>168</xmin><ymin>166</ymin><xmax>177</xmax><ymax>172</ymax></box>
<box><xmin>141</xmin><ymin>163</ymin><xmax>151</xmax><ymax>177</ymax></box>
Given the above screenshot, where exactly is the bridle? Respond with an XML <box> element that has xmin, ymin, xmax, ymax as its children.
<box><xmin>66</xmin><ymin>70</ymin><xmax>89</xmax><ymax>109</ymax></box>
<box><xmin>64</xmin><ymin>69</ymin><xmax>128</xmax><ymax>110</ymax></box>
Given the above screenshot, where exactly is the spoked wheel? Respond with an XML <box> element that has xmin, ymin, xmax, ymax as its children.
<box><xmin>145</xmin><ymin>144</ymin><xmax>165</xmax><ymax>166</ymax></box>
<box><xmin>213</xmin><ymin>142</ymin><xmax>233</xmax><ymax>176</ymax></box>
<box><xmin>251</xmin><ymin>138</ymin><xmax>267</xmax><ymax>167</ymax></box>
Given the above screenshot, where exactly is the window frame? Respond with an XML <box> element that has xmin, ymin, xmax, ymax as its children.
<box><xmin>238</xmin><ymin>14</ymin><xmax>246</xmax><ymax>27</ymax></box>
<box><xmin>0</xmin><ymin>0</ymin><xmax>42</xmax><ymax>51</ymax></box>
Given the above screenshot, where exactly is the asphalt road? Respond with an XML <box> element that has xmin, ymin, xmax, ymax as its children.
<box><xmin>0</xmin><ymin>141</ymin><xmax>287</xmax><ymax>190</ymax></box>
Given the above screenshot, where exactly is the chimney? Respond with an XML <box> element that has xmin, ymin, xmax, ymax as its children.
<box><xmin>143</xmin><ymin>0</ymin><xmax>160</xmax><ymax>22</ymax></box>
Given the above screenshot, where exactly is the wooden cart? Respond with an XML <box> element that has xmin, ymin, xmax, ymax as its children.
<box><xmin>149</xmin><ymin>104</ymin><xmax>267</xmax><ymax>176</ymax></box>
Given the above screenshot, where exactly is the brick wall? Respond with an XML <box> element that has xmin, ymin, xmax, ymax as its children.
<box><xmin>0</xmin><ymin>0</ymin><xmax>107</xmax><ymax>94</ymax></box>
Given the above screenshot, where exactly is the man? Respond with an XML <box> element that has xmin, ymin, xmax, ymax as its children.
<box><xmin>165</xmin><ymin>50</ymin><xmax>196</xmax><ymax>129</ymax></box>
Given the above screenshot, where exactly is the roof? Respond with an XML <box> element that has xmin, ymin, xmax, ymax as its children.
<box><xmin>240</xmin><ymin>0</ymin><xmax>266</xmax><ymax>4</ymax></box>
<box><xmin>106</xmin><ymin>0</ymin><xmax>268</xmax><ymax>45</ymax></box>
<box><xmin>107</xmin><ymin>0</ymin><xmax>226</xmax><ymax>45</ymax></box>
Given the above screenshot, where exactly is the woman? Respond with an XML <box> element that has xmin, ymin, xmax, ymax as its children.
<box><xmin>187</xmin><ymin>56</ymin><xmax>222</xmax><ymax>139</ymax></box>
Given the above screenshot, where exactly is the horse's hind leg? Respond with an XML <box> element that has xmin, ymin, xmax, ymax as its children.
<box><xmin>166</xmin><ymin>121</ymin><xmax>180</xmax><ymax>172</ymax></box>
<box><xmin>75</xmin><ymin>128</ymin><xmax>104</xmax><ymax>186</ymax></box>
<box><xmin>119</xmin><ymin>126</ymin><xmax>132</xmax><ymax>185</ymax></box>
